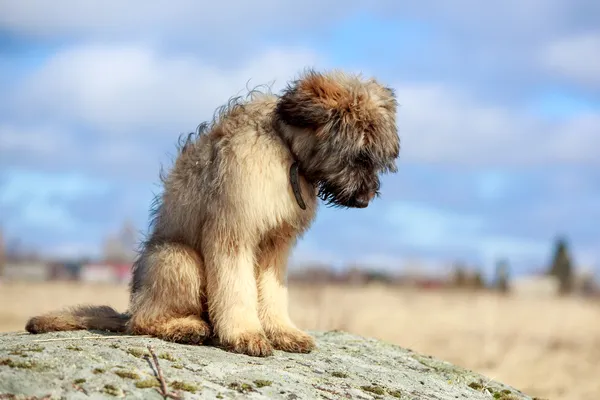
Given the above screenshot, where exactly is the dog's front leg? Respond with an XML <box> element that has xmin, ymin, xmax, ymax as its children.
<box><xmin>256</xmin><ymin>238</ymin><xmax>316</xmax><ymax>353</ymax></box>
<box><xmin>205</xmin><ymin>242</ymin><xmax>274</xmax><ymax>357</ymax></box>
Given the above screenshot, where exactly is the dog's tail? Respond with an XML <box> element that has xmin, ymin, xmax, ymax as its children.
<box><xmin>25</xmin><ymin>305</ymin><xmax>129</xmax><ymax>334</ymax></box>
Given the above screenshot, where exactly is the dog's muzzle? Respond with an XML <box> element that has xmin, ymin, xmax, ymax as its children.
<box><xmin>349</xmin><ymin>191</ymin><xmax>376</xmax><ymax>208</ymax></box>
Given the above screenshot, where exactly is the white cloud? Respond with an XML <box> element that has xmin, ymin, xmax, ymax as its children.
<box><xmin>5</xmin><ymin>40</ymin><xmax>599</xmax><ymax>182</ymax></box>
<box><xmin>393</xmin><ymin>0</ymin><xmax>568</xmax><ymax>30</ymax></box>
<box><xmin>1</xmin><ymin>43</ymin><xmax>323</xmax><ymax>181</ymax></box>
<box><xmin>11</xmin><ymin>43</ymin><xmax>322</xmax><ymax>136</ymax></box>
<box><xmin>541</xmin><ymin>32</ymin><xmax>600</xmax><ymax>87</ymax></box>
<box><xmin>0</xmin><ymin>0</ymin><xmax>355</xmax><ymax>40</ymax></box>
<box><xmin>396</xmin><ymin>83</ymin><xmax>600</xmax><ymax>166</ymax></box>
<box><xmin>0</xmin><ymin>170</ymin><xmax>110</xmax><ymax>204</ymax></box>
<box><xmin>385</xmin><ymin>200</ymin><xmax>550</xmax><ymax>266</ymax></box>
<box><xmin>0</xmin><ymin>170</ymin><xmax>111</xmax><ymax>235</ymax></box>
<box><xmin>0</xmin><ymin>124</ymin><xmax>163</xmax><ymax>180</ymax></box>
<box><xmin>386</xmin><ymin>201</ymin><xmax>484</xmax><ymax>248</ymax></box>
<box><xmin>2</xmin><ymin>0</ymin><xmax>591</xmax><ymax>40</ymax></box>
<box><xmin>0</xmin><ymin>124</ymin><xmax>71</xmax><ymax>160</ymax></box>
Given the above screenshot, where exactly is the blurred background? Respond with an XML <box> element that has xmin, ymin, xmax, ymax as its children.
<box><xmin>1</xmin><ymin>1</ymin><xmax>599</xmax><ymax>399</ymax></box>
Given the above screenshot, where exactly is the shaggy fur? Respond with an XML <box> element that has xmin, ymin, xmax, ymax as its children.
<box><xmin>25</xmin><ymin>69</ymin><xmax>400</xmax><ymax>357</ymax></box>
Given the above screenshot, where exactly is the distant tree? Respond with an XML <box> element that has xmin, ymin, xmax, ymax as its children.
<box><xmin>547</xmin><ymin>236</ymin><xmax>574</xmax><ymax>295</ymax></box>
<box><xmin>119</xmin><ymin>219</ymin><xmax>138</xmax><ymax>256</ymax></box>
<box><xmin>103</xmin><ymin>219</ymin><xmax>139</xmax><ymax>263</ymax></box>
<box><xmin>471</xmin><ymin>268</ymin><xmax>485</xmax><ymax>290</ymax></box>
<box><xmin>5</xmin><ymin>237</ymin><xmax>22</xmax><ymax>262</ymax></box>
<box><xmin>494</xmin><ymin>259</ymin><xmax>510</xmax><ymax>294</ymax></box>
<box><xmin>364</xmin><ymin>270</ymin><xmax>392</xmax><ymax>285</ymax></box>
<box><xmin>451</xmin><ymin>262</ymin><xmax>468</xmax><ymax>288</ymax></box>
<box><xmin>580</xmin><ymin>271</ymin><xmax>596</xmax><ymax>296</ymax></box>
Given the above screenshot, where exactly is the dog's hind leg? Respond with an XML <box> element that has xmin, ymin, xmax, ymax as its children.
<box><xmin>127</xmin><ymin>243</ymin><xmax>211</xmax><ymax>344</ymax></box>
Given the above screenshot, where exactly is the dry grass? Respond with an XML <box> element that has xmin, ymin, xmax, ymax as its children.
<box><xmin>1</xmin><ymin>281</ymin><xmax>599</xmax><ymax>399</ymax></box>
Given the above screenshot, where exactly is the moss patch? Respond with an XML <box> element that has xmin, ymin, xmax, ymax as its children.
<box><xmin>360</xmin><ymin>385</ymin><xmax>403</xmax><ymax>398</ymax></box>
<box><xmin>92</xmin><ymin>368</ymin><xmax>105</xmax><ymax>374</ymax></box>
<box><xmin>158</xmin><ymin>352</ymin><xmax>177</xmax><ymax>362</ymax></box>
<box><xmin>102</xmin><ymin>384</ymin><xmax>123</xmax><ymax>397</ymax></box>
<box><xmin>170</xmin><ymin>381</ymin><xmax>199</xmax><ymax>393</ymax></box>
<box><xmin>73</xmin><ymin>378</ymin><xmax>87</xmax><ymax>385</ymax></box>
<box><xmin>135</xmin><ymin>378</ymin><xmax>160</xmax><ymax>389</ymax></box>
<box><xmin>66</xmin><ymin>345</ymin><xmax>83</xmax><ymax>351</ymax></box>
<box><xmin>229</xmin><ymin>382</ymin><xmax>254</xmax><ymax>393</ymax></box>
<box><xmin>412</xmin><ymin>353</ymin><xmax>472</xmax><ymax>383</ymax></box>
<box><xmin>493</xmin><ymin>392</ymin><xmax>520</xmax><ymax>400</ymax></box>
<box><xmin>361</xmin><ymin>385</ymin><xmax>386</xmax><ymax>395</ymax></box>
<box><xmin>331</xmin><ymin>371</ymin><xmax>348</xmax><ymax>378</ymax></box>
<box><xmin>126</xmin><ymin>347</ymin><xmax>147</xmax><ymax>358</ymax></box>
<box><xmin>9</xmin><ymin>345</ymin><xmax>44</xmax><ymax>355</ymax></box>
<box><xmin>114</xmin><ymin>370</ymin><xmax>140</xmax><ymax>380</ymax></box>
<box><xmin>254</xmin><ymin>380</ymin><xmax>272</xmax><ymax>388</ymax></box>
<box><xmin>468</xmin><ymin>382</ymin><xmax>520</xmax><ymax>400</ymax></box>
<box><xmin>0</xmin><ymin>358</ymin><xmax>41</xmax><ymax>370</ymax></box>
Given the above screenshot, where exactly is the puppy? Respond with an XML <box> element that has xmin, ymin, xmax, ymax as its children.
<box><xmin>25</xmin><ymin>69</ymin><xmax>400</xmax><ymax>357</ymax></box>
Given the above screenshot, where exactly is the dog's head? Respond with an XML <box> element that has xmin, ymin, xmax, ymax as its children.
<box><xmin>275</xmin><ymin>69</ymin><xmax>400</xmax><ymax>209</ymax></box>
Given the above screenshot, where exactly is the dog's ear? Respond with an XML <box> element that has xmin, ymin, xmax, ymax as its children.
<box><xmin>276</xmin><ymin>69</ymin><xmax>354</xmax><ymax>129</ymax></box>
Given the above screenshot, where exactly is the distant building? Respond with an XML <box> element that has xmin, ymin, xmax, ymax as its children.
<box><xmin>3</xmin><ymin>262</ymin><xmax>50</xmax><ymax>282</ymax></box>
<box><xmin>288</xmin><ymin>263</ymin><xmax>338</xmax><ymax>284</ymax></box>
<box><xmin>511</xmin><ymin>275</ymin><xmax>560</xmax><ymax>298</ymax></box>
<box><xmin>48</xmin><ymin>261</ymin><xmax>82</xmax><ymax>281</ymax></box>
<box><xmin>79</xmin><ymin>263</ymin><xmax>133</xmax><ymax>284</ymax></box>
<box><xmin>80</xmin><ymin>264</ymin><xmax>119</xmax><ymax>283</ymax></box>
<box><xmin>113</xmin><ymin>263</ymin><xmax>133</xmax><ymax>285</ymax></box>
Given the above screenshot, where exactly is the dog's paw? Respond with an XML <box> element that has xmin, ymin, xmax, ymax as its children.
<box><xmin>222</xmin><ymin>331</ymin><xmax>274</xmax><ymax>357</ymax></box>
<box><xmin>267</xmin><ymin>328</ymin><xmax>316</xmax><ymax>353</ymax></box>
<box><xmin>151</xmin><ymin>317</ymin><xmax>211</xmax><ymax>345</ymax></box>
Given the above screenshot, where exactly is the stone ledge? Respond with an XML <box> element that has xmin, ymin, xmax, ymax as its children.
<box><xmin>0</xmin><ymin>330</ymin><xmax>535</xmax><ymax>400</ymax></box>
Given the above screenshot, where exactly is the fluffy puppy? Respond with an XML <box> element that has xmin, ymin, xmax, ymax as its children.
<box><xmin>25</xmin><ymin>69</ymin><xmax>400</xmax><ymax>357</ymax></box>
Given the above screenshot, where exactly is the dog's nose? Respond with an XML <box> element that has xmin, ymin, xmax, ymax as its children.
<box><xmin>354</xmin><ymin>191</ymin><xmax>375</xmax><ymax>208</ymax></box>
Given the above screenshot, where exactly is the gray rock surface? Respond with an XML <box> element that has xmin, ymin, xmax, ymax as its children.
<box><xmin>0</xmin><ymin>330</ymin><xmax>535</xmax><ymax>400</ymax></box>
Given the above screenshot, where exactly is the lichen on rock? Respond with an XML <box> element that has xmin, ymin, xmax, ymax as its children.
<box><xmin>0</xmin><ymin>330</ymin><xmax>535</xmax><ymax>399</ymax></box>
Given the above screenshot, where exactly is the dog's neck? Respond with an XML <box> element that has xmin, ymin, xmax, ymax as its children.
<box><xmin>273</xmin><ymin>118</ymin><xmax>308</xmax><ymax>210</ymax></box>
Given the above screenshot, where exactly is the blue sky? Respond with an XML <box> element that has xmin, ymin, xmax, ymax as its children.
<box><xmin>1</xmin><ymin>0</ymin><xmax>599</xmax><ymax>278</ymax></box>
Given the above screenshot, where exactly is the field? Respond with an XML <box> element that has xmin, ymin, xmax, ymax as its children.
<box><xmin>1</xmin><ymin>282</ymin><xmax>599</xmax><ymax>400</ymax></box>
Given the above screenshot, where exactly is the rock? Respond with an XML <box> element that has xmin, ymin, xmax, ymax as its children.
<box><xmin>0</xmin><ymin>330</ymin><xmax>534</xmax><ymax>400</ymax></box>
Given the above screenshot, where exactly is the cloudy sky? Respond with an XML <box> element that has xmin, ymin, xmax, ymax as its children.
<box><xmin>1</xmin><ymin>1</ymin><xmax>599</xmax><ymax>276</ymax></box>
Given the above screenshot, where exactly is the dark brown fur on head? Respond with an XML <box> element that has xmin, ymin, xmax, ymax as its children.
<box><xmin>275</xmin><ymin>69</ymin><xmax>400</xmax><ymax>208</ymax></box>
